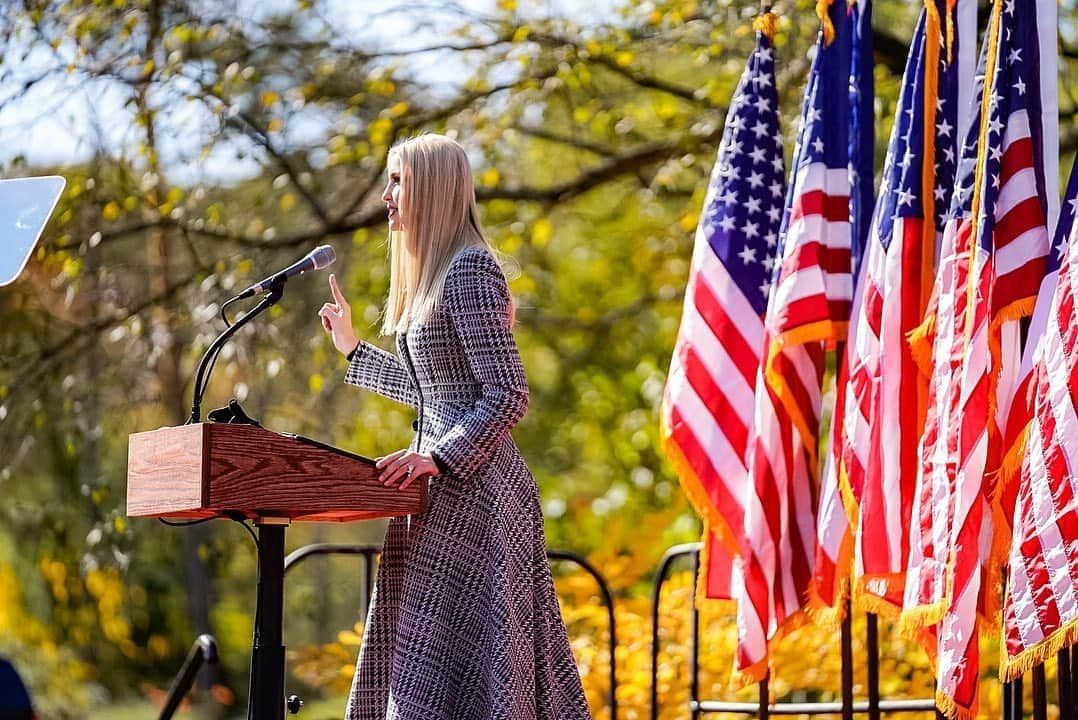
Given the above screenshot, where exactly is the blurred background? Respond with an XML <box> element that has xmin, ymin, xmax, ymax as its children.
<box><xmin>0</xmin><ymin>0</ymin><xmax>1075</xmax><ymax>717</ymax></box>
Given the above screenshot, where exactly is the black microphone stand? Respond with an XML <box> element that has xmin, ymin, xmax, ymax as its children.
<box><xmin>185</xmin><ymin>279</ymin><xmax>293</xmax><ymax>719</ymax></box>
<box><xmin>189</xmin><ymin>281</ymin><xmax>285</xmax><ymax>424</ymax></box>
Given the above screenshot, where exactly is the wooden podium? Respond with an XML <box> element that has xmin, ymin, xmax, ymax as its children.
<box><xmin>127</xmin><ymin>423</ymin><xmax>426</xmax><ymax>719</ymax></box>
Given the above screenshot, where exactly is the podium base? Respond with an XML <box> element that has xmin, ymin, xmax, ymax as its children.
<box><xmin>249</xmin><ymin>519</ymin><xmax>287</xmax><ymax>720</ymax></box>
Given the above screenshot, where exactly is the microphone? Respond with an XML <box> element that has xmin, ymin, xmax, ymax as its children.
<box><xmin>234</xmin><ymin>244</ymin><xmax>336</xmax><ymax>299</ymax></box>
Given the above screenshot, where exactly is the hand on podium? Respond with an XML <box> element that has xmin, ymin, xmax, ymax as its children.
<box><xmin>376</xmin><ymin>449</ymin><xmax>441</xmax><ymax>490</ymax></box>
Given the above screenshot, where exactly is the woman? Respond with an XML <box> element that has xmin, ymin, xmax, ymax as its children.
<box><xmin>319</xmin><ymin>134</ymin><xmax>592</xmax><ymax>720</ymax></box>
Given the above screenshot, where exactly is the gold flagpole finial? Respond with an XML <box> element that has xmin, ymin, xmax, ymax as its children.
<box><xmin>754</xmin><ymin>5</ymin><xmax>778</xmax><ymax>40</ymax></box>
<box><xmin>816</xmin><ymin>0</ymin><xmax>836</xmax><ymax>45</ymax></box>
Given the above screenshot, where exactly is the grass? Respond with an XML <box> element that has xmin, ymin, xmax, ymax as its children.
<box><xmin>88</xmin><ymin>696</ymin><xmax>348</xmax><ymax>720</ymax></box>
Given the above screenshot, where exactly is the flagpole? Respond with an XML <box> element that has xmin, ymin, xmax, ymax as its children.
<box><xmin>840</xmin><ymin>595</ymin><xmax>853</xmax><ymax>720</ymax></box>
<box><xmin>753</xmin><ymin>0</ymin><xmax>772</xmax><ymax>709</ymax></box>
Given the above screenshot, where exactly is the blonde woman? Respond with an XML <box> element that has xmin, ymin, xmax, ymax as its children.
<box><xmin>319</xmin><ymin>134</ymin><xmax>592</xmax><ymax>720</ymax></box>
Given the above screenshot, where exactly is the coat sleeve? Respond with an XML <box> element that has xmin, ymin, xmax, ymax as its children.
<box><xmin>343</xmin><ymin>340</ymin><xmax>420</xmax><ymax>408</ymax></box>
<box><xmin>428</xmin><ymin>250</ymin><xmax>529</xmax><ymax>482</ymax></box>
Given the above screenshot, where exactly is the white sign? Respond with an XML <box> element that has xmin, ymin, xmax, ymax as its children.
<box><xmin>0</xmin><ymin>176</ymin><xmax>67</xmax><ymax>287</ymax></box>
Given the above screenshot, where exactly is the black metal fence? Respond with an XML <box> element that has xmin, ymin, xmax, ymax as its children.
<box><xmin>1005</xmin><ymin>650</ymin><xmax>1078</xmax><ymax>720</ymax></box>
<box><xmin>649</xmin><ymin>543</ymin><xmax>938</xmax><ymax>719</ymax></box>
<box><xmin>158</xmin><ymin>634</ymin><xmax>218</xmax><ymax>720</ymax></box>
<box><xmin>282</xmin><ymin>543</ymin><xmax>619</xmax><ymax>717</ymax></box>
<box><xmin>161</xmin><ymin>539</ymin><xmax>1078</xmax><ymax>718</ymax></box>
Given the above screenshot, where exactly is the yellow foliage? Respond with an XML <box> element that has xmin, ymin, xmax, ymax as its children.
<box><xmin>368</xmin><ymin>117</ymin><xmax>393</xmax><ymax>146</ymax></box>
<box><xmin>338</xmin><ymin>627</ymin><xmax>364</xmax><ymax>646</ymax></box>
<box><xmin>0</xmin><ymin>564</ymin><xmax>93</xmax><ymax>713</ymax></box>
<box><xmin>481</xmin><ymin>168</ymin><xmax>501</xmax><ymax>188</ymax></box>
<box><xmin>298</xmin><ymin>566</ymin><xmax>1058</xmax><ymax>717</ymax></box>
<box><xmin>367</xmin><ymin>79</ymin><xmax>396</xmax><ymax>96</ymax></box>
<box><xmin>387</xmin><ymin>101</ymin><xmax>410</xmax><ymax>118</ymax></box>
<box><xmin>102</xmin><ymin>201</ymin><xmax>120</xmax><ymax>221</ymax></box>
<box><xmin>532</xmin><ymin>218</ymin><xmax>552</xmax><ymax>248</ymax></box>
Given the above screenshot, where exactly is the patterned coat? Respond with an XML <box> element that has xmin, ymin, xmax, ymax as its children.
<box><xmin>342</xmin><ymin>245</ymin><xmax>592</xmax><ymax>720</ymax></box>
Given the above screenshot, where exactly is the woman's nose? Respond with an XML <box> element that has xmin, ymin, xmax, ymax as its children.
<box><xmin>382</xmin><ymin>186</ymin><xmax>392</xmax><ymax>202</ymax></box>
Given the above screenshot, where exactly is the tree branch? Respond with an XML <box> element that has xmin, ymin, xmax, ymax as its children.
<box><xmin>528</xmin><ymin>31</ymin><xmax>703</xmax><ymax>104</ymax></box>
<box><xmin>229</xmin><ymin>110</ymin><xmax>333</xmax><ymax>228</ymax></box>
<box><xmin>477</xmin><ymin>124</ymin><xmax>724</xmax><ymax>204</ymax></box>
<box><xmin>514</xmin><ymin>124</ymin><xmax>618</xmax><ymax>157</ymax></box>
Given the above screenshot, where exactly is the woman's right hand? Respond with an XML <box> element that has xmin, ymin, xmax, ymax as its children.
<box><xmin>319</xmin><ymin>274</ymin><xmax>359</xmax><ymax>356</ymax></box>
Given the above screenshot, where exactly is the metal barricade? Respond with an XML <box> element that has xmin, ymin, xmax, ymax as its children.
<box><xmin>283</xmin><ymin>543</ymin><xmax>619</xmax><ymax>717</ymax></box>
<box><xmin>159</xmin><ymin>634</ymin><xmax>218</xmax><ymax>720</ymax></box>
<box><xmin>648</xmin><ymin>543</ymin><xmax>939</xmax><ymax>719</ymax></box>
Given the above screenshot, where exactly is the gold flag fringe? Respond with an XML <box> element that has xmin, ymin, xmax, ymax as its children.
<box><xmin>1000</xmin><ymin>613</ymin><xmax>1078</xmax><ymax>682</ymax></box>
<box><xmin>730</xmin><ymin>608</ymin><xmax>814</xmax><ymax>690</ymax></box>
<box><xmin>935</xmin><ymin>686</ymin><xmax>979</xmax><ymax>720</ymax></box>
<box><xmin>907</xmin><ymin>311</ymin><xmax>936</xmax><ymax>378</ymax></box>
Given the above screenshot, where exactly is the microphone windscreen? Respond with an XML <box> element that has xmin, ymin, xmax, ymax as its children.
<box><xmin>311</xmin><ymin>244</ymin><xmax>336</xmax><ymax>269</ymax></box>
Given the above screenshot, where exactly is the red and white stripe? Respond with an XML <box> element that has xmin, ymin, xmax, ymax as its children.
<box><xmin>769</xmin><ymin>166</ymin><xmax>853</xmax><ymax>337</ymax></box>
<box><xmin>998</xmin><ymin>0</ymin><xmax>1066</xmax><ymax>668</ymax></box>
<box><xmin>736</xmin><ymin>159</ymin><xmax>850</xmax><ymax>681</ymax></box>
<box><xmin>851</xmin><ymin>213</ymin><xmax>935</xmax><ymax>612</ymax></box>
<box><xmin>933</xmin><ymin>29</ymin><xmax>1053</xmax><ymax>720</ymax></box>
<box><xmin>903</xmin><ymin>212</ymin><xmax>975</xmax><ymax>626</ymax></box>
<box><xmin>662</xmin><ymin>227</ymin><xmax>768</xmax><ymax>597</ymax></box>
<box><xmin>1002</xmin><ymin>223</ymin><xmax>1078</xmax><ymax>675</ymax></box>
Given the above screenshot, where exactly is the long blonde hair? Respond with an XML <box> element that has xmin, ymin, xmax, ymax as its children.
<box><xmin>381</xmin><ymin>134</ymin><xmax>507</xmax><ymax>335</ymax></box>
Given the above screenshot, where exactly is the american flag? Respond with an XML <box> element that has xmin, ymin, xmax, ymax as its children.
<box><xmin>1001</xmin><ymin>159</ymin><xmax>1078</xmax><ymax>682</ymax></box>
<box><xmin>828</xmin><ymin>0</ymin><xmax>968</xmax><ymax>618</ymax></box>
<box><xmin>903</xmin><ymin>0</ymin><xmax>1055</xmax><ymax>715</ymax></box>
<box><xmin>811</xmin><ymin>0</ymin><xmax>876</xmax><ymax>618</ymax></box>
<box><xmin>997</xmin><ymin>0</ymin><xmax>1062</xmax><ymax>539</ymax></box>
<box><xmin>900</xmin><ymin>27</ymin><xmax>989</xmax><ymax>641</ymax></box>
<box><xmin>661</xmin><ymin>19</ymin><xmax>785</xmax><ymax>604</ymax></box>
<box><xmin>734</xmin><ymin>0</ymin><xmax>867</xmax><ymax>683</ymax></box>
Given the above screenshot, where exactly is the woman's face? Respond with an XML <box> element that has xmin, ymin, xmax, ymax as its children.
<box><xmin>382</xmin><ymin>154</ymin><xmax>405</xmax><ymax>232</ymax></box>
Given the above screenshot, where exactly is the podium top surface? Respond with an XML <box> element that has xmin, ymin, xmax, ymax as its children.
<box><xmin>126</xmin><ymin>423</ymin><xmax>427</xmax><ymax>523</ymax></box>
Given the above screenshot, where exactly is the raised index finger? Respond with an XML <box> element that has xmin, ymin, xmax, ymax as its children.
<box><xmin>329</xmin><ymin>273</ymin><xmax>346</xmax><ymax>305</ymax></box>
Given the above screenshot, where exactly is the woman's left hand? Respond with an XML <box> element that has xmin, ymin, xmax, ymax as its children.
<box><xmin>376</xmin><ymin>449</ymin><xmax>441</xmax><ymax>490</ymax></box>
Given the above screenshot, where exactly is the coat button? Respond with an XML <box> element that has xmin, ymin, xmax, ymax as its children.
<box><xmin>412</xmin><ymin>420</ymin><xmax>419</xmax><ymax>431</ymax></box>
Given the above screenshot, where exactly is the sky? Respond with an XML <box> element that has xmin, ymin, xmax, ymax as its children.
<box><xmin>0</xmin><ymin>0</ymin><xmax>617</xmax><ymax>186</ymax></box>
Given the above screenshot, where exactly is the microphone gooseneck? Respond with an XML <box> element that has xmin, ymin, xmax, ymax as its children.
<box><xmin>189</xmin><ymin>245</ymin><xmax>336</xmax><ymax>423</ymax></box>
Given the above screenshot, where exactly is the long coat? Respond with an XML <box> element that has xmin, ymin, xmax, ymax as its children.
<box><xmin>342</xmin><ymin>244</ymin><xmax>592</xmax><ymax>720</ymax></box>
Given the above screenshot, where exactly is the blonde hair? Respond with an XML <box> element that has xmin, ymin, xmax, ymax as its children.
<box><xmin>381</xmin><ymin>134</ymin><xmax>510</xmax><ymax>335</ymax></box>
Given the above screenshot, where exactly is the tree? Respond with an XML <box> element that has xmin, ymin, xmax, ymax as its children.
<box><xmin>0</xmin><ymin>0</ymin><xmax>1075</xmax><ymax>712</ymax></box>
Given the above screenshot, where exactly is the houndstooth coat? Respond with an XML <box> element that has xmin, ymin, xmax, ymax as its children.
<box><xmin>341</xmin><ymin>245</ymin><xmax>592</xmax><ymax>720</ymax></box>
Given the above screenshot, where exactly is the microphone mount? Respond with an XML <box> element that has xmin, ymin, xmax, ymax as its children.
<box><xmin>189</xmin><ymin>279</ymin><xmax>286</xmax><ymax>425</ymax></box>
